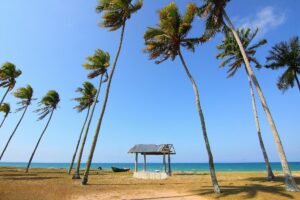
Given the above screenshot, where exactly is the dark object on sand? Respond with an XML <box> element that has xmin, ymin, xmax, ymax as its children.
<box><xmin>111</xmin><ymin>167</ymin><xmax>130</xmax><ymax>172</ymax></box>
<box><xmin>98</xmin><ymin>167</ymin><xmax>102</xmax><ymax>170</ymax></box>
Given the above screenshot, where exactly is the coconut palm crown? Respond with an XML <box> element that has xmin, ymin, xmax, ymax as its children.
<box><xmin>216</xmin><ymin>28</ymin><xmax>267</xmax><ymax>77</ymax></box>
<box><xmin>197</xmin><ymin>0</ymin><xmax>230</xmax><ymax>41</ymax></box>
<box><xmin>0</xmin><ymin>103</ymin><xmax>10</xmax><ymax>117</ymax></box>
<box><xmin>0</xmin><ymin>62</ymin><xmax>22</xmax><ymax>90</ymax></box>
<box><xmin>73</xmin><ymin>82</ymin><xmax>97</xmax><ymax>112</ymax></box>
<box><xmin>36</xmin><ymin>90</ymin><xmax>60</xmax><ymax>120</ymax></box>
<box><xmin>13</xmin><ymin>85</ymin><xmax>34</xmax><ymax>112</ymax></box>
<box><xmin>265</xmin><ymin>36</ymin><xmax>300</xmax><ymax>92</ymax></box>
<box><xmin>83</xmin><ymin>49</ymin><xmax>110</xmax><ymax>79</ymax></box>
<box><xmin>96</xmin><ymin>0</ymin><xmax>143</xmax><ymax>31</ymax></box>
<box><xmin>144</xmin><ymin>2</ymin><xmax>198</xmax><ymax>63</ymax></box>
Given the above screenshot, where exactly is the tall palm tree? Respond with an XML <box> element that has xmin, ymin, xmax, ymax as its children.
<box><xmin>81</xmin><ymin>0</ymin><xmax>143</xmax><ymax>185</ymax></box>
<box><xmin>0</xmin><ymin>103</ymin><xmax>10</xmax><ymax>128</ymax></box>
<box><xmin>217</xmin><ymin>28</ymin><xmax>275</xmax><ymax>180</ymax></box>
<box><xmin>68</xmin><ymin>82</ymin><xmax>97</xmax><ymax>174</ymax></box>
<box><xmin>0</xmin><ymin>62</ymin><xmax>22</xmax><ymax>105</ymax></box>
<box><xmin>264</xmin><ymin>36</ymin><xmax>300</xmax><ymax>92</ymax></box>
<box><xmin>144</xmin><ymin>2</ymin><xmax>220</xmax><ymax>193</ymax></box>
<box><xmin>197</xmin><ymin>0</ymin><xmax>299</xmax><ymax>192</ymax></box>
<box><xmin>0</xmin><ymin>85</ymin><xmax>34</xmax><ymax>160</ymax></box>
<box><xmin>25</xmin><ymin>90</ymin><xmax>60</xmax><ymax>173</ymax></box>
<box><xmin>73</xmin><ymin>50</ymin><xmax>110</xmax><ymax>179</ymax></box>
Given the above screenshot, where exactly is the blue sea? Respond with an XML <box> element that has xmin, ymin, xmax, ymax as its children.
<box><xmin>0</xmin><ymin>162</ymin><xmax>300</xmax><ymax>172</ymax></box>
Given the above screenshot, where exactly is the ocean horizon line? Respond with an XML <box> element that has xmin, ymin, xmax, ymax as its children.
<box><xmin>1</xmin><ymin>162</ymin><xmax>300</xmax><ymax>172</ymax></box>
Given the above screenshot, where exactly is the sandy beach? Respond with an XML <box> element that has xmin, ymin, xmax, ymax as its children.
<box><xmin>0</xmin><ymin>167</ymin><xmax>299</xmax><ymax>200</ymax></box>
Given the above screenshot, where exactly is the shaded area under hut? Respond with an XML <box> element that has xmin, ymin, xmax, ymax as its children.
<box><xmin>128</xmin><ymin>144</ymin><xmax>176</xmax><ymax>179</ymax></box>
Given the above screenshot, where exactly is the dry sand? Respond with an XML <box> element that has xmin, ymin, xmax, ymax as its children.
<box><xmin>0</xmin><ymin>167</ymin><xmax>299</xmax><ymax>200</ymax></box>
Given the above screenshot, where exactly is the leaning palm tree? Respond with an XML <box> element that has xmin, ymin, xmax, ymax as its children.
<box><xmin>72</xmin><ymin>49</ymin><xmax>110</xmax><ymax>179</ymax></box>
<box><xmin>0</xmin><ymin>85</ymin><xmax>34</xmax><ymax>160</ymax></box>
<box><xmin>81</xmin><ymin>0</ymin><xmax>143</xmax><ymax>185</ymax></box>
<box><xmin>264</xmin><ymin>36</ymin><xmax>300</xmax><ymax>92</ymax></box>
<box><xmin>197</xmin><ymin>0</ymin><xmax>299</xmax><ymax>191</ymax></box>
<box><xmin>68</xmin><ymin>82</ymin><xmax>97</xmax><ymax>175</ymax></box>
<box><xmin>0</xmin><ymin>62</ymin><xmax>22</xmax><ymax>105</ymax></box>
<box><xmin>73</xmin><ymin>49</ymin><xmax>109</xmax><ymax>179</ymax></box>
<box><xmin>0</xmin><ymin>103</ymin><xmax>10</xmax><ymax>128</ymax></box>
<box><xmin>217</xmin><ymin>28</ymin><xmax>275</xmax><ymax>180</ymax></box>
<box><xmin>25</xmin><ymin>90</ymin><xmax>60</xmax><ymax>173</ymax></box>
<box><xmin>144</xmin><ymin>3</ymin><xmax>220</xmax><ymax>193</ymax></box>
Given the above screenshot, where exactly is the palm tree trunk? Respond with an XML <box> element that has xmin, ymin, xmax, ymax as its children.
<box><xmin>0</xmin><ymin>88</ymin><xmax>10</xmax><ymax>105</ymax></box>
<box><xmin>25</xmin><ymin>109</ymin><xmax>54</xmax><ymax>173</ymax></box>
<box><xmin>0</xmin><ymin>116</ymin><xmax>7</xmax><ymax>128</ymax></box>
<box><xmin>68</xmin><ymin>106</ymin><xmax>91</xmax><ymax>174</ymax></box>
<box><xmin>245</xmin><ymin>67</ymin><xmax>275</xmax><ymax>180</ymax></box>
<box><xmin>223</xmin><ymin>11</ymin><xmax>299</xmax><ymax>192</ymax></box>
<box><xmin>72</xmin><ymin>75</ymin><xmax>104</xmax><ymax>179</ymax></box>
<box><xmin>178</xmin><ymin>49</ymin><xmax>221</xmax><ymax>193</ymax></box>
<box><xmin>0</xmin><ymin>105</ymin><xmax>28</xmax><ymax>160</ymax></box>
<box><xmin>81</xmin><ymin>23</ymin><xmax>126</xmax><ymax>185</ymax></box>
<box><xmin>295</xmin><ymin>74</ymin><xmax>300</xmax><ymax>92</ymax></box>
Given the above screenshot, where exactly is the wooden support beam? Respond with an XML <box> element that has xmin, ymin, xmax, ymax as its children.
<box><xmin>163</xmin><ymin>154</ymin><xmax>166</xmax><ymax>172</ymax></box>
<box><xmin>143</xmin><ymin>154</ymin><xmax>147</xmax><ymax>171</ymax></box>
<box><xmin>168</xmin><ymin>153</ymin><xmax>171</xmax><ymax>176</ymax></box>
<box><xmin>135</xmin><ymin>153</ymin><xmax>138</xmax><ymax>172</ymax></box>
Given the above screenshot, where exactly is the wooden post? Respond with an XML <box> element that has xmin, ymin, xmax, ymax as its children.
<box><xmin>135</xmin><ymin>153</ymin><xmax>138</xmax><ymax>172</ymax></box>
<box><xmin>168</xmin><ymin>153</ymin><xmax>171</xmax><ymax>176</ymax></box>
<box><xmin>163</xmin><ymin>154</ymin><xmax>166</xmax><ymax>173</ymax></box>
<box><xmin>143</xmin><ymin>154</ymin><xmax>147</xmax><ymax>171</ymax></box>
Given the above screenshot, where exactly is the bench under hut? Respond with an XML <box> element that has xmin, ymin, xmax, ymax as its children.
<box><xmin>128</xmin><ymin>144</ymin><xmax>176</xmax><ymax>179</ymax></box>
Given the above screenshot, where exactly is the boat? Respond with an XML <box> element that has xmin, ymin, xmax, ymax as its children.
<box><xmin>111</xmin><ymin>167</ymin><xmax>130</xmax><ymax>172</ymax></box>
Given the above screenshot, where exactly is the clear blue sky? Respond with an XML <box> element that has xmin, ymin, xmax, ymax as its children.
<box><xmin>0</xmin><ymin>0</ymin><xmax>299</xmax><ymax>163</ymax></box>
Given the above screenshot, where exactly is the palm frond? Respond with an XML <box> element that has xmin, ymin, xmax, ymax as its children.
<box><xmin>83</xmin><ymin>49</ymin><xmax>110</xmax><ymax>79</ymax></box>
<box><xmin>0</xmin><ymin>103</ymin><xmax>10</xmax><ymax>116</ymax></box>
<box><xmin>73</xmin><ymin>82</ymin><xmax>97</xmax><ymax>112</ymax></box>
<box><xmin>36</xmin><ymin>90</ymin><xmax>60</xmax><ymax>120</ymax></box>
<box><xmin>96</xmin><ymin>0</ymin><xmax>143</xmax><ymax>31</ymax></box>
<box><xmin>143</xmin><ymin>2</ymin><xmax>198</xmax><ymax>64</ymax></box>
<box><xmin>216</xmin><ymin>27</ymin><xmax>266</xmax><ymax>78</ymax></box>
<box><xmin>0</xmin><ymin>62</ymin><xmax>22</xmax><ymax>90</ymax></box>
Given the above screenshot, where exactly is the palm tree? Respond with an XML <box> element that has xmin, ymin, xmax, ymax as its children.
<box><xmin>197</xmin><ymin>0</ymin><xmax>299</xmax><ymax>192</ymax></box>
<box><xmin>68</xmin><ymin>82</ymin><xmax>97</xmax><ymax>175</ymax></box>
<box><xmin>0</xmin><ymin>103</ymin><xmax>10</xmax><ymax>128</ymax></box>
<box><xmin>0</xmin><ymin>85</ymin><xmax>34</xmax><ymax>160</ymax></box>
<box><xmin>81</xmin><ymin>0</ymin><xmax>143</xmax><ymax>185</ymax></box>
<box><xmin>72</xmin><ymin>49</ymin><xmax>109</xmax><ymax>180</ymax></box>
<box><xmin>0</xmin><ymin>62</ymin><xmax>22</xmax><ymax>105</ymax></box>
<box><xmin>265</xmin><ymin>36</ymin><xmax>300</xmax><ymax>92</ymax></box>
<box><xmin>217</xmin><ymin>28</ymin><xmax>275</xmax><ymax>180</ymax></box>
<box><xmin>144</xmin><ymin>2</ymin><xmax>220</xmax><ymax>193</ymax></box>
<box><xmin>25</xmin><ymin>90</ymin><xmax>60</xmax><ymax>173</ymax></box>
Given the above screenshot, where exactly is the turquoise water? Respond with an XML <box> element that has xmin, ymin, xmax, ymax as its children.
<box><xmin>0</xmin><ymin>162</ymin><xmax>300</xmax><ymax>172</ymax></box>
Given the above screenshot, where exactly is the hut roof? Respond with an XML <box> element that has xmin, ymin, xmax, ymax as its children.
<box><xmin>128</xmin><ymin>144</ymin><xmax>176</xmax><ymax>155</ymax></box>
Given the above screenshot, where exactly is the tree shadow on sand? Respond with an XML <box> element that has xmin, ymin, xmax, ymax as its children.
<box><xmin>190</xmin><ymin>184</ymin><xmax>294</xmax><ymax>199</ymax></box>
<box><xmin>175</xmin><ymin>172</ymin><xmax>209</xmax><ymax>176</ymax></box>
<box><xmin>1</xmin><ymin>176</ymin><xmax>61</xmax><ymax>181</ymax></box>
<box><xmin>246</xmin><ymin>175</ymin><xmax>300</xmax><ymax>184</ymax></box>
<box><xmin>0</xmin><ymin>173</ymin><xmax>37</xmax><ymax>177</ymax></box>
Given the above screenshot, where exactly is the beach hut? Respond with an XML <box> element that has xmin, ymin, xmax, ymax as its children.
<box><xmin>128</xmin><ymin>144</ymin><xmax>176</xmax><ymax>179</ymax></box>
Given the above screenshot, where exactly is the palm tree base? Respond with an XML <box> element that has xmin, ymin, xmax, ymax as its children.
<box><xmin>285</xmin><ymin>174</ymin><xmax>300</xmax><ymax>192</ymax></box>
<box><xmin>72</xmin><ymin>173</ymin><xmax>81</xmax><ymax>179</ymax></box>
<box><xmin>213</xmin><ymin>184</ymin><xmax>221</xmax><ymax>193</ymax></box>
<box><xmin>266</xmin><ymin>171</ymin><xmax>275</xmax><ymax>181</ymax></box>
<box><xmin>81</xmin><ymin>175</ymin><xmax>88</xmax><ymax>185</ymax></box>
